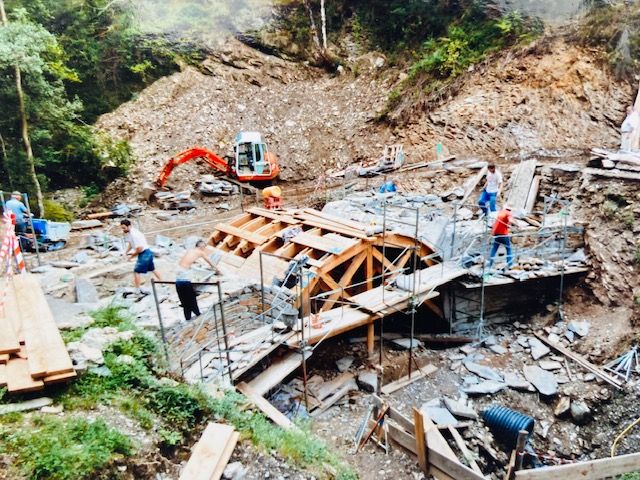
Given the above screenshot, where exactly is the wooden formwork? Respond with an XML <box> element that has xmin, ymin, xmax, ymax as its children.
<box><xmin>208</xmin><ymin>207</ymin><xmax>437</xmax><ymax>314</ymax></box>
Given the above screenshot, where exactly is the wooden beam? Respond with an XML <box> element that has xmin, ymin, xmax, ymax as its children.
<box><xmin>236</xmin><ymin>382</ymin><xmax>297</xmax><ymax>430</ymax></box>
<box><xmin>429</xmin><ymin>448</ymin><xmax>487</xmax><ymax>480</ymax></box>
<box><xmin>371</xmin><ymin>247</ymin><xmax>394</xmax><ymax>273</ymax></box>
<box><xmin>213</xmin><ymin>223</ymin><xmax>268</xmax><ymax>245</ymax></box>
<box><xmin>534</xmin><ymin>333</ymin><xmax>622</xmax><ymax>389</ymax></box>
<box><xmin>514</xmin><ymin>452</ymin><xmax>640</xmax><ymax>480</ymax></box>
<box><xmin>366</xmin><ymin>246</ymin><xmax>374</xmax><ymax>290</ymax></box>
<box><xmin>414</xmin><ymin>407</ymin><xmax>428</xmax><ymax>474</ymax></box>
<box><xmin>319</xmin><ymin>251</ymin><xmax>366</xmax><ymax>312</ymax></box>
<box><xmin>448</xmin><ymin>426</ymin><xmax>482</xmax><ymax>475</ymax></box>
<box><xmin>210</xmin><ymin>431</ymin><xmax>241</xmax><ymax>480</ymax></box>
<box><xmin>247</xmin><ymin>350</ymin><xmax>311</xmax><ymax>396</ymax></box>
<box><xmin>424</xmin><ymin>299</ymin><xmax>444</xmax><ymax>318</ymax></box>
<box><xmin>179</xmin><ymin>422</ymin><xmax>237</xmax><ymax>480</ymax></box>
<box><xmin>381</xmin><ymin>365</ymin><xmax>437</xmax><ymax>395</ymax></box>
<box><xmin>367</xmin><ymin>323</ymin><xmax>375</xmax><ymax>354</ymax></box>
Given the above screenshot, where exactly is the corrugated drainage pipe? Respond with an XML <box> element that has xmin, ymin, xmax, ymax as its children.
<box><xmin>483</xmin><ymin>405</ymin><xmax>535</xmax><ymax>449</ymax></box>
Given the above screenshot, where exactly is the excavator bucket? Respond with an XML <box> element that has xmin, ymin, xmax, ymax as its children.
<box><xmin>143</xmin><ymin>181</ymin><xmax>159</xmax><ymax>202</ymax></box>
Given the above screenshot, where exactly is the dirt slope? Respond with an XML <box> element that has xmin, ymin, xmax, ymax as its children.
<box><xmin>97</xmin><ymin>35</ymin><xmax>632</xmax><ymax>197</ymax></box>
<box><xmin>391</xmin><ymin>36</ymin><xmax>632</xmax><ymax>160</ymax></box>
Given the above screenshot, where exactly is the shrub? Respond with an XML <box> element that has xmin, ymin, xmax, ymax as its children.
<box><xmin>43</xmin><ymin>199</ymin><xmax>74</xmax><ymax>222</ymax></box>
<box><xmin>3</xmin><ymin>416</ymin><xmax>132</xmax><ymax>480</ymax></box>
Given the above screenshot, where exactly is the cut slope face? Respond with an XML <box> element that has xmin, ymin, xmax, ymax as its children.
<box><xmin>392</xmin><ymin>37</ymin><xmax>632</xmax><ymax>161</ymax></box>
<box><xmin>96</xmin><ymin>39</ymin><xmax>391</xmax><ymax>192</ymax></box>
<box><xmin>97</xmin><ymin>36</ymin><xmax>632</xmax><ymax>199</ymax></box>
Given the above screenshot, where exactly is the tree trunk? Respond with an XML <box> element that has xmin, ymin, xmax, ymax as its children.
<box><xmin>0</xmin><ymin>0</ymin><xmax>44</xmax><ymax>216</ymax></box>
<box><xmin>320</xmin><ymin>0</ymin><xmax>327</xmax><ymax>51</ymax></box>
<box><xmin>0</xmin><ymin>133</ymin><xmax>13</xmax><ymax>190</ymax></box>
<box><xmin>303</xmin><ymin>0</ymin><xmax>321</xmax><ymax>51</ymax></box>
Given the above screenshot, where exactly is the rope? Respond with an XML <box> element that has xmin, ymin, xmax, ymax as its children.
<box><xmin>611</xmin><ymin>416</ymin><xmax>640</xmax><ymax>457</ymax></box>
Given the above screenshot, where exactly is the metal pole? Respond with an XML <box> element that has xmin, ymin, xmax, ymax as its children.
<box><xmin>450</xmin><ymin>202</ymin><xmax>458</xmax><ymax>259</ymax></box>
<box><xmin>22</xmin><ymin>192</ymin><xmax>41</xmax><ymax>267</ymax></box>
<box><xmin>477</xmin><ymin>215</ymin><xmax>489</xmax><ymax>340</ymax></box>
<box><xmin>151</xmin><ymin>279</ymin><xmax>170</xmax><ymax>361</ymax></box>
<box><xmin>216</xmin><ymin>281</ymin><xmax>233</xmax><ymax>384</ymax></box>
<box><xmin>558</xmin><ymin>207</ymin><xmax>568</xmax><ymax>322</ymax></box>
<box><xmin>239</xmin><ymin>185</ymin><xmax>244</xmax><ymax>213</ymax></box>
<box><xmin>259</xmin><ymin>251</ymin><xmax>266</xmax><ymax>321</ymax></box>
<box><xmin>296</xmin><ymin>262</ymin><xmax>309</xmax><ymax>412</ymax></box>
<box><xmin>408</xmin><ymin>207</ymin><xmax>420</xmax><ymax>379</ymax></box>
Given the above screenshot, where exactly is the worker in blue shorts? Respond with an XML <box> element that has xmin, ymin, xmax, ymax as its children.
<box><xmin>121</xmin><ymin>219</ymin><xmax>162</xmax><ymax>293</ymax></box>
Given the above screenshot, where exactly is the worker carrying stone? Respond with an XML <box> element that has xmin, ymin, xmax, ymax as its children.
<box><xmin>176</xmin><ymin>239</ymin><xmax>221</xmax><ymax>281</ymax></box>
<box><xmin>488</xmin><ymin>205</ymin><xmax>514</xmax><ymax>272</ymax></box>
<box><xmin>120</xmin><ymin>219</ymin><xmax>162</xmax><ymax>292</ymax></box>
<box><xmin>5</xmin><ymin>191</ymin><xmax>29</xmax><ymax>234</ymax></box>
<box><xmin>477</xmin><ymin>164</ymin><xmax>503</xmax><ymax>217</ymax></box>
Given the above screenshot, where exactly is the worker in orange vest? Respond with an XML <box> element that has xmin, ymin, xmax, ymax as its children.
<box><xmin>488</xmin><ymin>205</ymin><xmax>514</xmax><ymax>271</ymax></box>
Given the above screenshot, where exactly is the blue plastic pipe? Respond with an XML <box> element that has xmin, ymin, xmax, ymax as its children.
<box><xmin>483</xmin><ymin>405</ymin><xmax>535</xmax><ymax>449</ymax></box>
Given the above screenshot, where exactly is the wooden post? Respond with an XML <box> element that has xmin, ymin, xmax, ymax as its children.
<box><xmin>413</xmin><ymin>407</ymin><xmax>429</xmax><ymax>474</ymax></box>
<box><xmin>367</xmin><ymin>322</ymin><xmax>375</xmax><ymax>354</ymax></box>
<box><xmin>515</xmin><ymin>430</ymin><xmax>528</xmax><ymax>472</ymax></box>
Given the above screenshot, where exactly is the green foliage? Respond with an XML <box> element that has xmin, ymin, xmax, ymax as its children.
<box><xmin>90</xmin><ymin>305</ymin><xmax>135</xmax><ymax>330</ymax></box>
<box><xmin>42</xmin><ymin>199</ymin><xmax>74</xmax><ymax>222</ymax></box>
<box><xmin>407</xmin><ymin>11</ymin><xmax>539</xmax><ymax>83</ymax></box>
<box><xmin>577</xmin><ymin>2</ymin><xmax>640</xmax><ymax>78</ymax></box>
<box><xmin>1</xmin><ymin>416</ymin><xmax>132</xmax><ymax>480</ymax></box>
<box><xmin>601</xmin><ymin>199</ymin><xmax>619</xmax><ymax>218</ymax></box>
<box><xmin>620</xmin><ymin>473</ymin><xmax>640</xmax><ymax>480</ymax></box>
<box><xmin>209</xmin><ymin>390</ymin><xmax>356</xmax><ymax>478</ymax></box>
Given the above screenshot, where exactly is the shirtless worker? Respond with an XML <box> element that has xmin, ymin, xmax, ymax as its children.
<box><xmin>176</xmin><ymin>240</ymin><xmax>221</xmax><ymax>281</ymax></box>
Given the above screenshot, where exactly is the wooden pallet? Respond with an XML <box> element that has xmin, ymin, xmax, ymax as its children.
<box><xmin>1</xmin><ymin>274</ymin><xmax>76</xmax><ymax>394</ymax></box>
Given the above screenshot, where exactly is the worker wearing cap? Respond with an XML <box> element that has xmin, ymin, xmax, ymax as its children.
<box><xmin>488</xmin><ymin>205</ymin><xmax>514</xmax><ymax>271</ymax></box>
<box><xmin>5</xmin><ymin>192</ymin><xmax>29</xmax><ymax>234</ymax></box>
<box><xmin>478</xmin><ymin>164</ymin><xmax>503</xmax><ymax>216</ymax></box>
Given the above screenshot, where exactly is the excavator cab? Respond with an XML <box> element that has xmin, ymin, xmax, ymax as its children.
<box><xmin>234</xmin><ymin>132</ymin><xmax>279</xmax><ymax>181</ymax></box>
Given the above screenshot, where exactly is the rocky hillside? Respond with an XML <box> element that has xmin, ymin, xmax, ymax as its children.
<box><xmin>97</xmin><ymin>34</ymin><xmax>632</xmax><ymax>198</ymax></box>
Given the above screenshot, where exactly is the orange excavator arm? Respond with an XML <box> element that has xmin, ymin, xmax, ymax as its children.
<box><xmin>156</xmin><ymin>147</ymin><xmax>231</xmax><ymax>187</ymax></box>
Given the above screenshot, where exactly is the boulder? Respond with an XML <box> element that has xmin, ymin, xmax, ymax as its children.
<box><xmin>570</xmin><ymin>401</ymin><xmax>591</xmax><ymax>424</ymax></box>
<box><xmin>75</xmin><ymin>278</ymin><xmax>99</xmax><ymax>304</ymax></box>
<box><xmin>336</xmin><ymin>356</ymin><xmax>355</xmax><ymax>373</ymax></box>
<box><xmin>391</xmin><ymin>338</ymin><xmax>423</xmax><ymax>350</ymax></box>
<box><xmin>462</xmin><ymin>380</ymin><xmax>506</xmax><ymax>395</ymax></box>
<box><xmin>357</xmin><ymin>371</ymin><xmax>378</xmax><ymax>393</ymax></box>
<box><xmin>504</xmin><ymin>372</ymin><xmax>535</xmax><ymax>392</ymax></box>
<box><xmin>443</xmin><ymin>397</ymin><xmax>478</xmax><ymax>420</ymax></box>
<box><xmin>528</xmin><ymin>337</ymin><xmax>550</xmax><ymax>360</ymax></box>
<box><xmin>523</xmin><ymin>365</ymin><xmax>558</xmax><ymax>396</ymax></box>
<box><xmin>463</xmin><ymin>361</ymin><xmax>503</xmax><ymax>382</ymax></box>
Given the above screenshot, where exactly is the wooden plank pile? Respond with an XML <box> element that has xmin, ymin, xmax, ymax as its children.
<box><xmin>179</xmin><ymin>422</ymin><xmax>239</xmax><ymax>480</ymax></box>
<box><xmin>0</xmin><ymin>274</ymin><xmax>76</xmax><ymax>393</ymax></box>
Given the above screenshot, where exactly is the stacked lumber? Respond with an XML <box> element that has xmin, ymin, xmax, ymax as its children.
<box><xmin>179</xmin><ymin>422</ymin><xmax>239</xmax><ymax>480</ymax></box>
<box><xmin>154</xmin><ymin>190</ymin><xmax>195</xmax><ymax>210</ymax></box>
<box><xmin>0</xmin><ymin>274</ymin><xmax>76</xmax><ymax>393</ymax></box>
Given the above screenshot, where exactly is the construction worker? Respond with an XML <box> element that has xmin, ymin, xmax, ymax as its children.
<box><xmin>379</xmin><ymin>177</ymin><xmax>398</xmax><ymax>194</ymax></box>
<box><xmin>5</xmin><ymin>191</ymin><xmax>29</xmax><ymax>234</ymax></box>
<box><xmin>120</xmin><ymin>219</ymin><xmax>162</xmax><ymax>292</ymax></box>
<box><xmin>477</xmin><ymin>164</ymin><xmax>503</xmax><ymax>216</ymax></box>
<box><xmin>177</xmin><ymin>239</ymin><xmax>221</xmax><ymax>281</ymax></box>
<box><xmin>621</xmin><ymin>106</ymin><xmax>640</xmax><ymax>152</ymax></box>
<box><xmin>488</xmin><ymin>205</ymin><xmax>514</xmax><ymax>272</ymax></box>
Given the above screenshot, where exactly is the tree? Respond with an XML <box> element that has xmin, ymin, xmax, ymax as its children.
<box><xmin>0</xmin><ymin>0</ymin><xmax>44</xmax><ymax>215</ymax></box>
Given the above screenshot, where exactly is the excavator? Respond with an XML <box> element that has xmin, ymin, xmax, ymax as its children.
<box><xmin>144</xmin><ymin>131</ymin><xmax>280</xmax><ymax>200</ymax></box>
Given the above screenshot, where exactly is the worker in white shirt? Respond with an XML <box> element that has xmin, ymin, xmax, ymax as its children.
<box><xmin>477</xmin><ymin>163</ymin><xmax>503</xmax><ymax>216</ymax></box>
<box><xmin>120</xmin><ymin>219</ymin><xmax>162</xmax><ymax>292</ymax></box>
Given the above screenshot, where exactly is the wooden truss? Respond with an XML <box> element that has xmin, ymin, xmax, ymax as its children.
<box><xmin>208</xmin><ymin>207</ymin><xmax>437</xmax><ymax>314</ymax></box>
